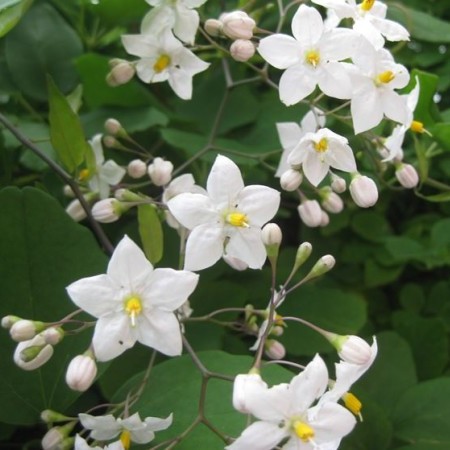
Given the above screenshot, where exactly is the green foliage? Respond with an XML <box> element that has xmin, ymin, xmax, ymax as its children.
<box><xmin>138</xmin><ymin>204</ymin><xmax>163</xmax><ymax>264</ymax></box>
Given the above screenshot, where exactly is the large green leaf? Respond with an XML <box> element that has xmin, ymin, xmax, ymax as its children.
<box><xmin>0</xmin><ymin>0</ymin><xmax>32</xmax><ymax>37</ymax></box>
<box><xmin>137</xmin><ymin>204</ymin><xmax>163</xmax><ymax>265</ymax></box>
<box><xmin>0</xmin><ymin>187</ymin><xmax>108</xmax><ymax>425</ymax></box>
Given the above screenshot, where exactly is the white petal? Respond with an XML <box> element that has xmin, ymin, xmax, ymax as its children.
<box><xmin>318</xmin><ymin>62</ymin><xmax>352</xmax><ymax>99</ymax></box>
<box><xmin>279</xmin><ymin>65</ymin><xmax>317</xmax><ymax>106</ymax></box>
<box><xmin>291</xmin><ymin>4</ymin><xmax>324</xmax><ymax>46</ymax></box>
<box><xmin>90</xmin><ymin>134</ymin><xmax>104</xmax><ymax>165</ymax></box>
<box><xmin>351</xmin><ymin>88</ymin><xmax>384</xmax><ymax>134</ymax></box>
<box><xmin>143</xmin><ymin>268</ymin><xmax>199</xmax><ymax>310</ymax></box>
<box><xmin>301</xmin><ymin>108</ymin><xmax>326</xmax><ymax>132</ymax></box>
<box><xmin>226</xmin><ymin>421</ymin><xmax>287</xmax><ymax>450</ymax></box>
<box><xmin>244</xmin><ymin>383</ymin><xmax>291</xmax><ymax>421</ymax></box>
<box><xmin>138</xmin><ymin>310</ymin><xmax>182</xmax><ymax>356</ymax></box>
<box><xmin>183</xmin><ymin>0</ymin><xmax>207</xmax><ymax>7</ymax></box>
<box><xmin>288</xmin><ymin>140</ymin><xmax>309</xmax><ymax>166</ymax></box>
<box><xmin>237</xmin><ymin>185</ymin><xmax>280</xmax><ymax>227</ymax></box>
<box><xmin>353</xmin><ymin>18</ymin><xmax>385</xmax><ymax>50</ymax></box>
<box><xmin>207</xmin><ymin>155</ymin><xmax>244</xmax><ymax>205</ymax></box>
<box><xmin>122</xmin><ymin>34</ymin><xmax>158</xmax><ymax>58</ymax></box>
<box><xmin>143</xmin><ymin>413</ymin><xmax>173</xmax><ymax>432</ymax></box>
<box><xmin>320</xmin><ymin>28</ymin><xmax>359</xmax><ymax>61</ymax></box>
<box><xmin>99</xmin><ymin>160</ymin><xmax>126</xmax><ymax>186</ymax></box>
<box><xmin>78</xmin><ymin>414</ymin><xmax>121</xmax><ymax>440</ymax></box>
<box><xmin>175</xmin><ymin>47</ymin><xmax>210</xmax><ymax>76</ymax></box>
<box><xmin>326</xmin><ymin>142</ymin><xmax>357</xmax><ymax>173</ymax></box>
<box><xmin>168</xmin><ymin>66</ymin><xmax>193</xmax><ymax>100</ymax></box>
<box><xmin>140</xmin><ymin>6</ymin><xmax>175</xmax><ymax>35</ymax></box>
<box><xmin>276</xmin><ymin>122</ymin><xmax>303</xmax><ymax>150</ymax></box>
<box><xmin>93</xmin><ymin>314</ymin><xmax>136</xmax><ymax>362</ymax></box>
<box><xmin>257</xmin><ymin>34</ymin><xmax>301</xmax><ymax>69</ymax></box>
<box><xmin>167</xmin><ymin>193</ymin><xmax>218</xmax><ymax>229</ymax></box>
<box><xmin>184</xmin><ymin>223</ymin><xmax>224</xmax><ymax>271</ymax></box>
<box><xmin>174</xmin><ymin>6</ymin><xmax>199</xmax><ymax>44</ymax></box>
<box><xmin>302</xmin><ymin>152</ymin><xmax>330</xmax><ymax>186</ymax></box>
<box><xmin>371</xmin><ymin>16</ymin><xmax>410</xmax><ymax>42</ymax></box>
<box><xmin>226</xmin><ymin>228</ymin><xmax>266</xmax><ymax>269</ymax></box>
<box><xmin>381</xmin><ymin>90</ymin><xmax>409</xmax><ymax>125</ymax></box>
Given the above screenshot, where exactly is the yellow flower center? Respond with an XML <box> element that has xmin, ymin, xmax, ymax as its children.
<box><xmin>226</xmin><ymin>212</ymin><xmax>249</xmax><ymax>228</ymax></box>
<box><xmin>314</xmin><ymin>138</ymin><xmax>328</xmax><ymax>153</ymax></box>
<box><xmin>124</xmin><ymin>296</ymin><xmax>142</xmax><ymax>327</ymax></box>
<box><xmin>153</xmin><ymin>54</ymin><xmax>171</xmax><ymax>73</ymax></box>
<box><xmin>360</xmin><ymin>0</ymin><xmax>375</xmax><ymax>11</ymax></box>
<box><xmin>376</xmin><ymin>70</ymin><xmax>395</xmax><ymax>85</ymax></box>
<box><xmin>120</xmin><ymin>430</ymin><xmax>131</xmax><ymax>450</ymax></box>
<box><xmin>78</xmin><ymin>168</ymin><xmax>90</xmax><ymax>181</ymax></box>
<box><xmin>343</xmin><ymin>392</ymin><xmax>363</xmax><ymax>418</ymax></box>
<box><xmin>410</xmin><ymin>120</ymin><xmax>424</xmax><ymax>133</ymax></box>
<box><xmin>305</xmin><ymin>50</ymin><xmax>320</xmax><ymax>67</ymax></box>
<box><xmin>293</xmin><ymin>421</ymin><xmax>315</xmax><ymax>442</ymax></box>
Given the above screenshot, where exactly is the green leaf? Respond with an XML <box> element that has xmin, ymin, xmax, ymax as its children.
<box><xmin>0</xmin><ymin>187</ymin><xmax>108</xmax><ymax>425</ymax></box>
<box><xmin>399</xmin><ymin>283</ymin><xmax>425</xmax><ymax>313</ymax></box>
<box><xmin>137</xmin><ymin>204</ymin><xmax>163</xmax><ymax>265</ymax></box>
<box><xmin>383</xmin><ymin>236</ymin><xmax>425</xmax><ymax>263</ymax></box>
<box><xmin>429</xmin><ymin>122</ymin><xmax>450</xmax><ymax>153</ymax></box>
<box><xmin>416</xmin><ymin>191</ymin><xmax>450</xmax><ymax>202</ymax></box>
<box><xmin>395</xmin><ymin>445</ymin><xmax>450</xmax><ymax>450</ymax></box>
<box><xmin>4</xmin><ymin>2</ymin><xmax>82</xmax><ymax>100</ymax></box>
<box><xmin>351</xmin><ymin>211</ymin><xmax>391</xmax><ymax>243</ymax></box>
<box><xmin>393</xmin><ymin>378</ymin><xmax>450</xmax><ymax>445</ymax></box>
<box><xmin>48</xmin><ymin>76</ymin><xmax>90</xmax><ymax>173</ymax></box>
<box><xmin>364</xmin><ymin>258</ymin><xmax>404</xmax><ymax>288</ymax></box>
<box><xmin>408</xmin><ymin>69</ymin><xmax>440</xmax><ymax>126</ymax></box>
<box><xmin>0</xmin><ymin>0</ymin><xmax>32</xmax><ymax>37</ymax></box>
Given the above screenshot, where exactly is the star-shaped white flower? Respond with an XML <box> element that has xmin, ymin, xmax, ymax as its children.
<box><xmin>87</xmin><ymin>135</ymin><xmax>126</xmax><ymax>200</ymax></box>
<box><xmin>312</xmin><ymin>0</ymin><xmax>409</xmax><ymax>49</ymax></box>
<box><xmin>66</xmin><ymin>235</ymin><xmax>199</xmax><ymax>361</ymax></box>
<box><xmin>288</xmin><ymin>128</ymin><xmax>357</xmax><ymax>186</ymax></box>
<box><xmin>258</xmin><ymin>4</ymin><xmax>358</xmax><ymax>106</ymax></box>
<box><xmin>122</xmin><ymin>30</ymin><xmax>209</xmax><ymax>100</ymax></box>
<box><xmin>167</xmin><ymin>155</ymin><xmax>280</xmax><ymax>271</ymax></box>
<box><xmin>75</xmin><ymin>435</ymin><xmax>123</xmax><ymax>450</ymax></box>
<box><xmin>227</xmin><ymin>355</ymin><xmax>356</xmax><ymax>450</ymax></box>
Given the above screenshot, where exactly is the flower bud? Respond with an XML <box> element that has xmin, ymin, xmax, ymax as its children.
<box><xmin>127</xmin><ymin>159</ymin><xmax>147</xmax><ymax>179</ymax></box>
<box><xmin>63</xmin><ymin>185</ymin><xmax>75</xmax><ymax>198</ymax></box>
<box><xmin>41</xmin><ymin>327</ymin><xmax>64</xmax><ymax>346</ymax></box>
<box><xmin>298</xmin><ymin>200</ymin><xmax>322</xmax><ymax>227</ymax></box>
<box><xmin>41</xmin><ymin>422</ymin><xmax>75</xmax><ymax>450</ymax></box>
<box><xmin>261</xmin><ymin>223</ymin><xmax>282</xmax><ymax>247</ymax></box>
<box><xmin>331</xmin><ymin>174</ymin><xmax>347</xmax><ymax>193</ymax></box>
<box><xmin>102</xmin><ymin>135</ymin><xmax>120</xmax><ymax>149</ymax></box>
<box><xmin>280</xmin><ymin>169</ymin><xmax>302</xmax><ymax>191</ymax></box>
<box><xmin>223</xmin><ymin>255</ymin><xmax>248</xmax><ymax>271</ymax></box>
<box><xmin>10</xmin><ymin>319</ymin><xmax>45</xmax><ymax>342</ymax></box>
<box><xmin>1</xmin><ymin>315</ymin><xmax>21</xmax><ymax>329</ymax></box>
<box><xmin>65</xmin><ymin>354</ymin><xmax>97</xmax><ymax>392</ymax></box>
<box><xmin>92</xmin><ymin>198</ymin><xmax>127</xmax><ymax>223</ymax></box>
<box><xmin>230</xmin><ymin>39</ymin><xmax>256</xmax><ymax>62</ymax></box>
<box><xmin>265</xmin><ymin>339</ymin><xmax>286</xmax><ymax>360</ymax></box>
<box><xmin>331</xmin><ymin>335</ymin><xmax>374</xmax><ymax>365</ymax></box>
<box><xmin>308</xmin><ymin>254</ymin><xmax>336</xmax><ymax>279</ymax></box>
<box><xmin>271</xmin><ymin>325</ymin><xmax>284</xmax><ymax>337</ymax></box>
<box><xmin>295</xmin><ymin>242</ymin><xmax>312</xmax><ymax>268</ymax></box>
<box><xmin>221</xmin><ymin>11</ymin><xmax>256</xmax><ymax>40</ymax></box>
<box><xmin>41</xmin><ymin>409</ymin><xmax>72</xmax><ymax>424</ymax></box>
<box><xmin>148</xmin><ymin>157</ymin><xmax>174</xmax><ymax>186</ymax></box>
<box><xmin>106</xmin><ymin>61</ymin><xmax>135</xmax><ymax>87</ymax></box>
<box><xmin>395</xmin><ymin>163</ymin><xmax>419</xmax><ymax>189</ymax></box>
<box><xmin>349</xmin><ymin>174</ymin><xmax>378</xmax><ymax>208</ymax></box>
<box><xmin>104</xmin><ymin>118</ymin><xmax>123</xmax><ymax>136</ymax></box>
<box><xmin>319</xmin><ymin>210</ymin><xmax>329</xmax><ymax>227</ymax></box>
<box><xmin>321</xmin><ymin>191</ymin><xmax>344</xmax><ymax>214</ymax></box>
<box><xmin>232</xmin><ymin>372</ymin><xmax>267</xmax><ymax>414</ymax></box>
<box><xmin>204</xmin><ymin>18</ymin><xmax>223</xmax><ymax>36</ymax></box>
<box><xmin>65</xmin><ymin>199</ymin><xmax>87</xmax><ymax>222</ymax></box>
<box><xmin>14</xmin><ymin>335</ymin><xmax>54</xmax><ymax>371</ymax></box>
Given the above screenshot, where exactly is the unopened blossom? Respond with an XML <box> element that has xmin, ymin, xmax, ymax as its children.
<box><xmin>265</xmin><ymin>339</ymin><xmax>286</xmax><ymax>360</ymax></box>
<box><xmin>148</xmin><ymin>157</ymin><xmax>173</xmax><ymax>186</ymax></box>
<box><xmin>288</xmin><ymin>128</ymin><xmax>357</xmax><ymax>186</ymax></box>
<box><xmin>66</xmin><ymin>199</ymin><xmax>87</xmax><ymax>222</ymax></box>
<box><xmin>258</xmin><ymin>4</ymin><xmax>358</xmax><ymax>106</ymax></box>
<box><xmin>276</xmin><ymin>108</ymin><xmax>325</xmax><ymax>177</ymax></box>
<box><xmin>227</xmin><ymin>355</ymin><xmax>356</xmax><ymax>450</ymax></box>
<box><xmin>79</xmin><ymin>412</ymin><xmax>172</xmax><ymax>447</ymax></box>
<box><xmin>280</xmin><ymin>169</ymin><xmax>303</xmax><ymax>192</ymax></box>
<box><xmin>321</xmin><ymin>190</ymin><xmax>344</xmax><ymax>214</ymax></box>
<box><xmin>396</xmin><ymin>163</ymin><xmax>419</xmax><ymax>188</ymax></box>
<box><xmin>127</xmin><ymin>159</ymin><xmax>147</xmax><ymax>179</ymax></box>
<box><xmin>92</xmin><ymin>199</ymin><xmax>126</xmax><ymax>223</ymax></box>
<box><xmin>167</xmin><ymin>155</ymin><xmax>280</xmax><ymax>271</ymax></box>
<box><xmin>75</xmin><ymin>435</ymin><xmax>124</xmax><ymax>450</ymax></box>
<box><xmin>298</xmin><ymin>200</ymin><xmax>323</xmax><ymax>227</ymax></box>
<box><xmin>14</xmin><ymin>334</ymin><xmax>54</xmax><ymax>370</ymax></box>
<box><xmin>221</xmin><ymin>11</ymin><xmax>256</xmax><ymax>40</ymax></box>
<box><xmin>122</xmin><ymin>30</ymin><xmax>209</xmax><ymax>100</ymax></box>
<box><xmin>320</xmin><ymin>210</ymin><xmax>330</xmax><ymax>227</ymax></box>
<box><xmin>9</xmin><ymin>319</ymin><xmax>44</xmax><ymax>342</ymax></box>
<box><xmin>230</xmin><ymin>39</ymin><xmax>255</xmax><ymax>62</ymax></box>
<box><xmin>66</xmin><ymin>354</ymin><xmax>98</xmax><ymax>392</ymax></box>
<box><xmin>66</xmin><ymin>235</ymin><xmax>199</xmax><ymax>360</ymax></box>
<box><xmin>331</xmin><ymin>173</ymin><xmax>347</xmax><ymax>193</ymax></box>
<box><xmin>106</xmin><ymin>61</ymin><xmax>136</xmax><ymax>87</ymax></box>
<box><xmin>349</xmin><ymin>174</ymin><xmax>379</xmax><ymax>207</ymax></box>
<box><xmin>312</xmin><ymin>0</ymin><xmax>409</xmax><ymax>50</ymax></box>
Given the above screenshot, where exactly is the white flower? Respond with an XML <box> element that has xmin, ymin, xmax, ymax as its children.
<box><xmin>276</xmin><ymin>108</ymin><xmax>325</xmax><ymax>177</ymax></box>
<box><xmin>349</xmin><ymin>45</ymin><xmax>410</xmax><ymax>134</ymax></box>
<box><xmin>66</xmin><ymin>235</ymin><xmax>199</xmax><ymax>361</ymax></box>
<box><xmin>167</xmin><ymin>155</ymin><xmax>280</xmax><ymax>271</ymax></box>
<box><xmin>288</xmin><ymin>128</ymin><xmax>357</xmax><ymax>186</ymax></box>
<box><xmin>227</xmin><ymin>355</ymin><xmax>356</xmax><ymax>450</ymax></box>
<box><xmin>122</xmin><ymin>30</ymin><xmax>209</xmax><ymax>100</ymax></box>
<box><xmin>142</xmin><ymin>0</ymin><xmax>207</xmax><ymax>44</ymax></box>
<box><xmin>312</xmin><ymin>0</ymin><xmax>409</xmax><ymax>49</ymax></box>
<box><xmin>258</xmin><ymin>4</ymin><xmax>358</xmax><ymax>106</ymax></box>
<box><xmin>87</xmin><ymin>135</ymin><xmax>126</xmax><ymax>200</ymax></box>
<box><xmin>79</xmin><ymin>412</ymin><xmax>172</xmax><ymax>447</ymax></box>
<box><xmin>75</xmin><ymin>435</ymin><xmax>124</xmax><ymax>450</ymax></box>
<box><xmin>381</xmin><ymin>125</ymin><xmax>406</xmax><ymax>162</ymax></box>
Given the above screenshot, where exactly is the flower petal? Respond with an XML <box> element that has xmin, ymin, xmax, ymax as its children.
<box><xmin>351</xmin><ymin>87</ymin><xmax>384</xmax><ymax>134</ymax></box>
<box><xmin>226</xmin><ymin>228</ymin><xmax>266</xmax><ymax>269</ymax></box>
<box><xmin>207</xmin><ymin>155</ymin><xmax>244</xmax><ymax>205</ymax></box>
<box><xmin>291</xmin><ymin>4</ymin><xmax>324</xmax><ymax>46</ymax></box>
<box><xmin>237</xmin><ymin>185</ymin><xmax>280</xmax><ymax>227</ymax></box>
<box><xmin>174</xmin><ymin>6</ymin><xmax>199</xmax><ymax>44</ymax></box>
<box><xmin>302</xmin><ymin>152</ymin><xmax>330</xmax><ymax>186</ymax></box>
<box><xmin>226</xmin><ymin>421</ymin><xmax>287</xmax><ymax>450</ymax></box>
<box><xmin>258</xmin><ymin>34</ymin><xmax>301</xmax><ymax>69</ymax></box>
<box><xmin>78</xmin><ymin>414</ymin><xmax>121</xmax><ymax>440</ymax></box>
<box><xmin>279</xmin><ymin>65</ymin><xmax>317</xmax><ymax>106</ymax></box>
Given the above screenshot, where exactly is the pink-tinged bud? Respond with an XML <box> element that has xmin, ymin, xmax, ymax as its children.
<box><xmin>127</xmin><ymin>159</ymin><xmax>147</xmax><ymax>179</ymax></box>
<box><xmin>331</xmin><ymin>174</ymin><xmax>347</xmax><ymax>193</ymax></box>
<box><xmin>349</xmin><ymin>175</ymin><xmax>378</xmax><ymax>208</ymax></box>
<box><xmin>261</xmin><ymin>223</ymin><xmax>282</xmax><ymax>247</ymax></box>
<box><xmin>1</xmin><ymin>315</ymin><xmax>20</xmax><ymax>329</ymax></box>
<box><xmin>65</xmin><ymin>354</ymin><xmax>97</xmax><ymax>392</ymax></box>
<box><xmin>106</xmin><ymin>61</ymin><xmax>135</xmax><ymax>87</ymax></box>
<box><xmin>223</xmin><ymin>255</ymin><xmax>248</xmax><ymax>271</ymax></box>
<box><xmin>221</xmin><ymin>11</ymin><xmax>256</xmax><ymax>40</ymax></box>
<box><xmin>280</xmin><ymin>169</ymin><xmax>302</xmax><ymax>192</ymax></box>
<box><xmin>205</xmin><ymin>18</ymin><xmax>223</xmax><ymax>36</ymax></box>
<box><xmin>41</xmin><ymin>327</ymin><xmax>64</xmax><ymax>346</ymax></box>
<box><xmin>332</xmin><ymin>335</ymin><xmax>374</xmax><ymax>365</ymax></box>
<box><xmin>10</xmin><ymin>319</ymin><xmax>44</xmax><ymax>342</ymax></box>
<box><xmin>14</xmin><ymin>335</ymin><xmax>53</xmax><ymax>371</ymax></box>
<box><xmin>230</xmin><ymin>39</ymin><xmax>256</xmax><ymax>62</ymax></box>
<box><xmin>148</xmin><ymin>157</ymin><xmax>174</xmax><ymax>186</ymax></box>
<box><xmin>265</xmin><ymin>339</ymin><xmax>286</xmax><ymax>360</ymax></box>
<box><xmin>42</xmin><ymin>423</ymin><xmax>75</xmax><ymax>450</ymax></box>
<box><xmin>232</xmin><ymin>372</ymin><xmax>267</xmax><ymax>413</ymax></box>
<box><xmin>65</xmin><ymin>199</ymin><xmax>87</xmax><ymax>222</ymax></box>
<box><xmin>395</xmin><ymin>163</ymin><xmax>419</xmax><ymax>189</ymax></box>
<box><xmin>102</xmin><ymin>135</ymin><xmax>119</xmax><ymax>149</ymax></box>
<box><xmin>104</xmin><ymin>118</ymin><xmax>122</xmax><ymax>136</ymax></box>
<box><xmin>319</xmin><ymin>210</ymin><xmax>329</xmax><ymax>227</ymax></box>
<box><xmin>92</xmin><ymin>198</ymin><xmax>125</xmax><ymax>223</ymax></box>
<box><xmin>321</xmin><ymin>191</ymin><xmax>344</xmax><ymax>214</ymax></box>
<box><xmin>298</xmin><ymin>200</ymin><xmax>322</xmax><ymax>227</ymax></box>
<box><xmin>271</xmin><ymin>325</ymin><xmax>284</xmax><ymax>337</ymax></box>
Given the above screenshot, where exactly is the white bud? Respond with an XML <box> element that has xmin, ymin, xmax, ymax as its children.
<box><xmin>295</xmin><ymin>242</ymin><xmax>312</xmax><ymax>268</ymax></box>
<box><xmin>221</xmin><ymin>11</ymin><xmax>256</xmax><ymax>40</ymax></box>
<box><xmin>65</xmin><ymin>199</ymin><xmax>87</xmax><ymax>222</ymax></box>
<box><xmin>104</xmin><ymin>118</ymin><xmax>122</xmax><ymax>136</ymax></box>
<box><xmin>205</xmin><ymin>18</ymin><xmax>223</xmax><ymax>36</ymax></box>
<box><xmin>102</xmin><ymin>135</ymin><xmax>119</xmax><ymax>148</ymax></box>
<box><xmin>223</xmin><ymin>255</ymin><xmax>248</xmax><ymax>271</ymax></box>
<box><xmin>1</xmin><ymin>315</ymin><xmax>20</xmax><ymax>329</ymax></box>
<box><xmin>298</xmin><ymin>200</ymin><xmax>323</xmax><ymax>227</ymax></box>
<box><xmin>265</xmin><ymin>340</ymin><xmax>286</xmax><ymax>360</ymax></box>
<box><xmin>395</xmin><ymin>163</ymin><xmax>419</xmax><ymax>189</ymax></box>
<box><xmin>14</xmin><ymin>335</ymin><xmax>54</xmax><ymax>371</ymax></box>
<box><xmin>91</xmin><ymin>198</ymin><xmax>123</xmax><ymax>223</ymax></box>
<box><xmin>349</xmin><ymin>175</ymin><xmax>378</xmax><ymax>208</ymax></box>
<box><xmin>319</xmin><ymin>210</ymin><xmax>329</xmax><ymax>227</ymax></box>
<box><xmin>127</xmin><ymin>159</ymin><xmax>147</xmax><ymax>179</ymax></box>
<box><xmin>271</xmin><ymin>325</ymin><xmax>284</xmax><ymax>337</ymax></box>
<box><xmin>331</xmin><ymin>174</ymin><xmax>347</xmax><ymax>193</ymax></box>
<box><xmin>42</xmin><ymin>427</ymin><xmax>64</xmax><ymax>450</ymax></box>
<box><xmin>309</xmin><ymin>254</ymin><xmax>336</xmax><ymax>278</ymax></box>
<box><xmin>148</xmin><ymin>157</ymin><xmax>174</xmax><ymax>186</ymax></box>
<box><xmin>230</xmin><ymin>39</ymin><xmax>256</xmax><ymax>62</ymax></box>
<box><xmin>321</xmin><ymin>191</ymin><xmax>344</xmax><ymax>214</ymax></box>
<box><xmin>232</xmin><ymin>373</ymin><xmax>267</xmax><ymax>413</ymax></box>
<box><xmin>65</xmin><ymin>354</ymin><xmax>97</xmax><ymax>392</ymax></box>
<box><xmin>336</xmin><ymin>335</ymin><xmax>373</xmax><ymax>365</ymax></box>
<box><xmin>10</xmin><ymin>320</ymin><xmax>44</xmax><ymax>342</ymax></box>
<box><xmin>63</xmin><ymin>185</ymin><xmax>75</xmax><ymax>198</ymax></box>
<box><xmin>280</xmin><ymin>169</ymin><xmax>302</xmax><ymax>191</ymax></box>
<box><xmin>106</xmin><ymin>61</ymin><xmax>135</xmax><ymax>86</ymax></box>
<box><xmin>41</xmin><ymin>327</ymin><xmax>64</xmax><ymax>346</ymax></box>
<box><xmin>261</xmin><ymin>223</ymin><xmax>282</xmax><ymax>246</ymax></box>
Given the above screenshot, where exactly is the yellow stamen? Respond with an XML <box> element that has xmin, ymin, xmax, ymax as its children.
<box><xmin>120</xmin><ymin>430</ymin><xmax>131</xmax><ymax>450</ymax></box>
<box><xmin>314</xmin><ymin>138</ymin><xmax>328</xmax><ymax>153</ymax></box>
<box><xmin>305</xmin><ymin>50</ymin><xmax>320</xmax><ymax>67</ymax></box>
<box><xmin>376</xmin><ymin>70</ymin><xmax>395</xmax><ymax>85</ymax></box>
<box><xmin>226</xmin><ymin>212</ymin><xmax>249</xmax><ymax>228</ymax></box>
<box><xmin>293</xmin><ymin>421</ymin><xmax>315</xmax><ymax>442</ymax></box>
<box><xmin>153</xmin><ymin>54</ymin><xmax>171</xmax><ymax>73</ymax></box>
<box><xmin>78</xmin><ymin>168</ymin><xmax>90</xmax><ymax>182</ymax></box>
<box><xmin>124</xmin><ymin>296</ymin><xmax>142</xmax><ymax>327</ymax></box>
<box><xmin>410</xmin><ymin>120</ymin><xmax>425</xmax><ymax>133</ymax></box>
<box><xmin>360</xmin><ymin>0</ymin><xmax>375</xmax><ymax>11</ymax></box>
<box><xmin>343</xmin><ymin>392</ymin><xmax>363</xmax><ymax>419</ymax></box>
